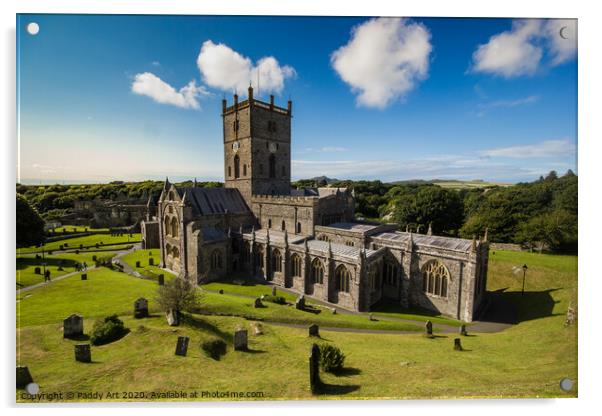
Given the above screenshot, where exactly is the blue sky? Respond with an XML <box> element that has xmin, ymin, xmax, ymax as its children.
<box><xmin>17</xmin><ymin>14</ymin><xmax>577</xmax><ymax>184</ymax></box>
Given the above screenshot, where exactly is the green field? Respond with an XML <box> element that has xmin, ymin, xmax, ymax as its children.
<box><xmin>16</xmin><ymin>252</ymin><xmax>115</xmax><ymax>289</ymax></box>
<box><xmin>16</xmin><ymin>250</ymin><xmax>578</xmax><ymax>401</ymax></box>
<box><xmin>17</xmin><ymin>233</ymin><xmax>141</xmax><ymax>255</ymax></box>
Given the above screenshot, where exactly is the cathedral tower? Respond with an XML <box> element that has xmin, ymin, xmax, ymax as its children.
<box><xmin>222</xmin><ymin>86</ymin><xmax>292</xmax><ymax>203</ymax></box>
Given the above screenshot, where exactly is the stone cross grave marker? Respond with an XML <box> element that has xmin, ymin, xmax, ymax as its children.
<box><xmin>234</xmin><ymin>328</ymin><xmax>248</xmax><ymax>351</ymax></box>
<box><xmin>134</xmin><ymin>298</ymin><xmax>149</xmax><ymax>319</ymax></box>
<box><xmin>16</xmin><ymin>366</ymin><xmax>34</xmax><ymax>389</ymax></box>
<box><xmin>175</xmin><ymin>336</ymin><xmax>189</xmax><ymax>356</ymax></box>
<box><xmin>63</xmin><ymin>314</ymin><xmax>84</xmax><ymax>339</ymax></box>
<box><xmin>74</xmin><ymin>344</ymin><xmax>91</xmax><ymax>363</ymax></box>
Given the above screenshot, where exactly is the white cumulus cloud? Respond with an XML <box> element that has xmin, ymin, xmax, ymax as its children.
<box><xmin>331</xmin><ymin>18</ymin><xmax>432</xmax><ymax>109</ymax></box>
<box><xmin>472</xmin><ymin>19</ymin><xmax>577</xmax><ymax>78</ymax></box>
<box><xmin>196</xmin><ymin>40</ymin><xmax>295</xmax><ymax>96</ymax></box>
<box><xmin>131</xmin><ymin>72</ymin><xmax>210</xmax><ymax>109</ymax></box>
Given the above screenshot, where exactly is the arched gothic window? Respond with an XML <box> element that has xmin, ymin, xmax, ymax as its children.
<box><xmin>234</xmin><ymin>155</ymin><xmax>240</xmax><ymax>178</ymax></box>
<box><xmin>291</xmin><ymin>254</ymin><xmax>302</xmax><ymax>277</ymax></box>
<box><xmin>269</xmin><ymin>154</ymin><xmax>276</xmax><ymax>178</ymax></box>
<box><xmin>164</xmin><ymin>217</ymin><xmax>170</xmax><ymax>236</ymax></box>
<box><xmin>170</xmin><ymin>217</ymin><xmax>179</xmax><ymax>238</ymax></box>
<box><xmin>421</xmin><ymin>260</ymin><xmax>450</xmax><ymax>298</ymax></box>
<box><xmin>311</xmin><ymin>258</ymin><xmax>324</xmax><ymax>284</ymax></box>
<box><xmin>272</xmin><ymin>249</ymin><xmax>282</xmax><ymax>273</ymax></box>
<box><xmin>211</xmin><ymin>250</ymin><xmax>223</xmax><ymax>270</ymax></box>
<box><xmin>336</xmin><ymin>265</ymin><xmax>351</xmax><ymax>293</ymax></box>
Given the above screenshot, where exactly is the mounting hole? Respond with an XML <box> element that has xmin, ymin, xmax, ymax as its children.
<box><xmin>559</xmin><ymin>378</ymin><xmax>574</xmax><ymax>392</ymax></box>
<box><xmin>25</xmin><ymin>382</ymin><xmax>40</xmax><ymax>395</ymax></box>
<box><xmin>26</xmin><ymin>22</ymin><xmax>40</xmax><ymax>36</ymax></box>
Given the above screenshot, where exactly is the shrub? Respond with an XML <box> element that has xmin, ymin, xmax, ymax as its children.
<box><xmin>262</xmin><ymin>295</ymin><xmax>286</xmax><ymax>305</ymax></box>
<box><xmin>156</xmin><ymin>277</ymin><xmax>202</xmax><ymax>314</ymax></box>
<box><xmin>318</xmin><ymin>344</ymin><xmax>346</xmax><ymax>373</ymax></box>
<box><xmin>201</xmin><ymin>338</ymin><xmax>227</xmax><ymax>360</ymax></box>
<box><xmin>90</xmin><ymin>314</ymin><xmax>128</xmax><ymax>345</ymax></box>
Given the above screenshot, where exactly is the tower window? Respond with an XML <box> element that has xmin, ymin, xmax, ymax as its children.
<box><xmin>281</xmin><ymin>220</ymin><xmax>286</xmax><ymax>231</ymax></box>
<box><xmin>232</xmin><ymin>120</ymin><xmax>239</xmax><ymax>132</ymax></box>
<box><xmin>228</xmin><ymin>166</ymin><xmax>231</xmax><ymax>177</ymax></box>
<box><xmin>296</xmin><ymin>222</ymin><xmax>301</xmax><ymax>234</ymax></box>
<box><xmin>234</xmin><ymin>155</ymin><xmax>240</xmax><ymax>179</ymax></box>
<box><xmin>268</xmin><ymin>219</ymin><xmax>272</xmax><ymax>228</ymax></box>
<box><xmin>243</xmin><ymin>164</ymin><xmax>247</xmax><ymax>176</ymax></box>
<box><xmin>269</xmin><ymin>154</ymin><xmax>276</xmax><ymax>178</ymax></box>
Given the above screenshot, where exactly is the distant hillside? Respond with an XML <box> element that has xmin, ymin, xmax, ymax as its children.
<box><xmin>388</xmin><ymin>179</ymin><xmax>512</xmax><ymax>189</ymax></box>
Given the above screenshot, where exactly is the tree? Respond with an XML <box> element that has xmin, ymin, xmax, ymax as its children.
<box><xmin>155</xmin><ymin>277</ymin><xmax>202</xmax><ymax>316</ymax></box>
<box><xmin>16</xmin><ymin>193</ymin><xmax>45</xmax><ymax>248</ymax></box>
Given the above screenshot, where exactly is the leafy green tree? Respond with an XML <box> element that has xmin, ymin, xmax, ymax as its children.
<box><xmin>16</xmin><ymin>193</ymin><xmax>45</xmax><ymax>248</ymax></box>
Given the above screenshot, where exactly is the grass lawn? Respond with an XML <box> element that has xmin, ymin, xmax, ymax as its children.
<box><xmin>16</xmin><ymin>250</ymin><xmax>577</xmax><ymax>400</ymax></box>
<box><xmin>201</xmin><ymin>280</ymin><xmax>301</xmax><ymax>303</ymax></box>
<box><xmin>119</xmin><ymin>249</ymin><xmax>166</xmax><ymax>278</ymax></box>
<box><xmin>16</xmin><ymin>252</ymin><xmax>115</xmax><ymax>289</ymax></box>
<box><xmin>17</xmin><ymin>233</ymin><xmax>141</xmax><ymax>255</ymax></box>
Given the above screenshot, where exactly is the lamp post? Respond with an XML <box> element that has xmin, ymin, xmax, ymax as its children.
<box><xmin>521</xmin><ymin>264</ymin><xmax>528</xmax><ymax>297</ymax></box>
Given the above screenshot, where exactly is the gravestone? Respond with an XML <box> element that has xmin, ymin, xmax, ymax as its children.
<box><xmin>149</xmin><ymin>258</ymin><xmax>154</xmax><ymax>266</ymax></box>
<box><xmin>175</xmin><ymin>336</ymin><xmax>189</xmax><ymax>356</ymax></box>
<box><xmin>63</xmin><ymin>314</ymin><xmax>84</xmax><ymax>339</ymax></box>
<box><xmin>459</xmin><ymin>324</ymin><xmax>468</xmax><ymax>336</ymax></box>
<box><xmin>369</xmin><ymin>313</ymin><xmax>375</xmax><ymax>321</ymax></box>
<box><xmin>166</xmin><ymin>309</ymin><xmax>179</xmax><ymax>326</ymax></box>
<box><xmin>79</xmin><ymin>244</ymin><xmax>83</xmax><ymax>249</ymax></box>
<box><xmin>81</xmin><ymin>273</ymin><xmax>87</xmax><ymax>280</ymax></box>
<box><xmin>272</xmin><ymin>286</ymin><xmax>277</xmax><ymax>296</ymax></box>
<box><xmin>254</xmin><ymin>298</ymin><xmax>263</xmax><ymax>308</ymax></box>
<box><xmin>233</xmin><ymin>328</ymin><xmax>248</xmax><ymax>351</ymax></box>
<box><xmin>565</xmin><ymin>304</ymin><xmax>576</xmax><ymax>326</ymax></box>
<box><xmin>74</xmin><ymin>344</ymin><xmax>91</xmax><ymax>363</ymax></box>
<box><xmin>16</xmin><ymin>366</ymin><xmax>34</xmax><ymax>389</ymax></box>
<box><xmin>34</xmin><ymin>267</ymin><xmax>41</xmax><ymax>275</ymax></box>
<box><xmin>158</xmin><ymin>274</ymin><xmax>165</xmax><ymax>286</ymax></box>
<box><xmin>309</xmin><ymin>343</ymin><xmax>321</xmax><ymax>394</ymax></box>
<box><xmin>454</xmin><ymin>338</ymin><xmax>463</xmax><ymax>351</ymax></box>
<box><xmin>308</xmin><ymin>324</ymin><xmax>319</xmax><ymax>337</ymax></box>
<box><xmin>218</xmin><ymin>289</ymin><xmax>224</xmax><ymax>295</ymax></box>
<box><xmin>92</xmin><ymin>255</ymin><xmax>97</xmax><ymax>261</ymax></box>
<box><xmin>425</xmin><ymin>320</ymin><xmax>433</xmax><ymax>337</ymax></box>
<box><xmin>331</xmin><ymin>308</ymin><xmax>337</xmax><ymax>315</ymax></box>
<box><xmin>252</xmin><ymin>322</ymin><xmax>264</xmax><ymax>336</ymax></box>
<box><xmin>35</xmin><ymin>254</ymin><xmax>41</xmax><ymax>260</ymax></box>
<box><xmin>134</xmin><ymin>298</ymin><xmax>149</xmax><ymax>319</ymax></box>
<box><xmin>136</xmin><ymin>261</ymin><xmax>141</xmax><ymax>268</ymax></box>
<box><xmin>75</xmin><ymin>250</ymin><xmax>80</xmax><ymax>254</ymax></box>
<box><xmin>44</xmin><ymin>270</ymin><xmax>51</xmax><ymax>281</ymax></box>
<box><xmin>295</xmin><ymin>295</ymin><xmax>306</xmax><ymax>310</ymax></box>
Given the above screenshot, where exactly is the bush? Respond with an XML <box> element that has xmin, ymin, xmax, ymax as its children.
<box><xmin>262</xmin><ymin>295</ymin><xmax>286</xmax><ymax>305</ymax></box>
<box><xmin>90</xmin><ymin>314</ymin><xmax>128</xmax><ymax>345</ymax></box>
<box><xmin>201</xmin><ymin>338</ymin><xmax>227</xmax><ymax>360</ymax></box>
<box><xmin>318</xmin><ymin>344</ymin><xmax>346</xmax><ymax>373</ymax></box>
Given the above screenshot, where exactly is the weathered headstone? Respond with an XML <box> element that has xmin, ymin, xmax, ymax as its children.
<box><xmin>233</xmin><ymin>328</ymin><xmax>248</xmax><ymax>351</ymax></box>
<box><xmin>454</xmin><ymin>338</ymin><xmax>463</xmax><ymax>351</ymax></box>
<box><xmin>331</xmin><ymin>308</ymin><xmax>337</xmax><ymax>315</ymax></box>
<box><xmin>34</xmin><ymin>267</ymin><xmax>41</xmax><ymax>275</ymax></box>
<box><xmin>565</xmin><ymin>304</ymin><xmax>576</xmax><ymax>326</ymax></box>
<box><xmin>81</xmin><ymin>273</ymin><xmax>87</xmax><ymax>281</ymax></box>
<box><xmin>252</xmin><ymin>322</ymin><xmax>264</xmax><ymax>336</ymax></box>
<box><xmin>166</xmin><ymin>309</ymin><xmax>179</xmax><ymax>326</ymax></box>
<box><xmin>254</xmin><ymin>297</ymin><xmax>264</xmax><ymax>308</ymax></box>
<box><xmin>134</xmin><ymin>298</ymin><xmax>149</xmax><ymax>319</ymax></box>
<box><xmin>175</xmin><ymin>336</ymin><xmax>189</xmax><ymax>356</ymax></box>
<box><xmin>425</xmin><ymin>320</ymin><xmax>433</xmax><ymax>337</ymax></box>
<box><xmin>16</xmin><ymin>366</ymin><xmax>34</xmax><ymax>389</ymax></box>
<box><xmin>63</xmin><ymin>314</ymin><xmax>84</xmax><ymax>339</ymax></box>
<box><xmin>218</xmin><ymin>289</ymin><xmax>224</xmax><ymax>294</ymax></box>
<box><xmin>309</xmin><ymin>343</ymin><xmax>321</xmax><ymax>394</ymax></box>
<box><xmin>308</xmin><ymin>324</ymin><xmax>319</xmax><ymax>337</ymax></box>
<box><xmin>295</xmin><ymin>295</ymin><xmax>306</xmax><ymax>310</ymax></box>
<box><xmin>135</xmin><ymin>261</ymin><xmax>141</xmax><ymax>268</ymax></box>
<box><xmin>369</xmin><ymin>313</ymin><xmax>375</xmax><ymax>321</ymax></box>
<box><xmin>158</xmin><ymin>274</ymin><xmax>165</xmax><ymax>286</ymax></box>
<box><xmin>272</xmin><ymin>286</ymin><xmax>277</xmax><ymax>296</ymax></box>
<box><xmin>149</xmin><ymin>258</ymin><xmax>154</xmax><ymax>266</ymax></box>
<box><xmin>92</xmin><ymin>255</ymin><xmax>97</xmax><ymax>261</ymax></box>
<box><xmin>459</xmin><ymin>324</ymin><xmax>468</xmax><ymax>336</ymax></box>
<box><xmin>74</xmin><ymin>344</ymin><xmax>91</xmax><ymax>362</ymax></box>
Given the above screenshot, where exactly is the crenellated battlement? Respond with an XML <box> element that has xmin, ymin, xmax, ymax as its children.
<box><xmin>222</xmin><ymin>86</ymin><xmax>292</xmax><ymax>117</ymax></box>
<box><xmin>251</xmin><ymin>193</ymin><xmax>319</xmax><ymax>206</ymax></box>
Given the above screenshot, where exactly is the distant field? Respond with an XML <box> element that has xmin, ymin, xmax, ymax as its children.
<box><xmin>433</xmin><ymin>180</ymin><xmax>512</xmax><ymax>189</ymax></box>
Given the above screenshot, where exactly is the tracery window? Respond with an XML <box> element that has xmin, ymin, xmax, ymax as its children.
<box><xmin>421</xmin><ymin>260</ymin><xmax>450</xmax><ymax>298</ymax></box>
<box><xmin>291</xmin><ymin>254</ymin><xmax>302</xmax><ymax>277</ymax></box>
<box><xmin>311</xmin><ymin>258</ymin><xmax>324</xmax><ymax>284</ymax></box>
<box><xmin>336</xmin><ymin>264</ymin><xmax>351</xmax><ymax>293</ymax></box>
<box><xmin>272</xmin><ymin>249</ymin><xmax>282</xmax><ymax>273</ymax></box>
<box><xmin>211</xmin><ymin>250</ymin><xmax>223</xmax><ymax>270</ymax></box>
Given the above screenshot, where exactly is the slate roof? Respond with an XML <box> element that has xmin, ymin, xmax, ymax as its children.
<box><xmin>176</xmin><ymin>187</ymin><xmax>250</xmax><ymax>216</ymax></box>
<box><xmin>324</xmin><ymin>222</ymin><xmax>383</xmax><ymax>234</ymax></box>
<box><xmin>302</xmin><ymin>240</ymin><xmax>379</xmax><ymax>259</ymax></box>
<box><xmin>371</xmin><ymin>231</ymin><xmax>474</xmax><ymax>252</ymax></box>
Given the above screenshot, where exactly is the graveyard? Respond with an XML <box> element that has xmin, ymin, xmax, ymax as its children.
<box><xmin>16</xmin><ymin>238</ymin><xmax>578</xmax><ymax>400</ymax></box>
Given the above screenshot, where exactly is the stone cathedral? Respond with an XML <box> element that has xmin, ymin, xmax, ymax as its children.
<box><xmin>141</xmin><ymin>86</ymin><xmax>489</xmax><ymax>322</ymax></box>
